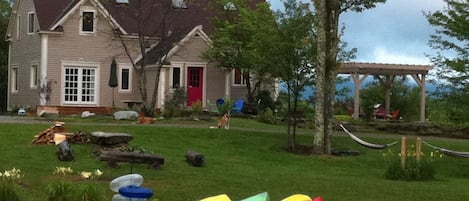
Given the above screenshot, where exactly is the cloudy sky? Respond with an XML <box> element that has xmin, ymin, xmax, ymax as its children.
<box><xmin>267</xmin><ymin>0</ymin><xmax>448</xmax><ymax>65</ymax></box>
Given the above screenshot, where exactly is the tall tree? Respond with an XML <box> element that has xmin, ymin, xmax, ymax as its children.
<box><xmin>426</xmin><ymin>0</ymin><xmax>469</xmax><ymax>89</ymax></box>
<box><xmin>101</xmin><ymin>0</ymin><xmax>182</xmax><ymax>117</ymax></box>
<box><xmin>0</xmin><ymin>0</ymin><xmax>11</xmax><ymax>112</ymax></box>
<box><xmin>311</xmin><ymin>0</ymin><xmax>385</xmax><ymax>154</ymax></box>
<box><xmin>206</xmin><ymin>0</ymin><xmax>274</xmax><ymax>103</ymax></box>
<box><xmin>269</xmin><ymin>0</ymin><xmax>316</xmax><ymax>151</ymax></box>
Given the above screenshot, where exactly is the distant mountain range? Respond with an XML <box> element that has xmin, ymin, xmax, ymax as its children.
<box><xmin>281</xmin><ymin>77</ymin><xmax>441</xmax><ymax>100</ymax></box>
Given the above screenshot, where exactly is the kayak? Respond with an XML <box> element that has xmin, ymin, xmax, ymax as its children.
<box><xmin>199</xmin><ymin>194</ymin><xmax>231</xmax><ymax>201</ymax></box>
<box><xmin>240</xmin><ymin>192</ymin><xmax>269</xmax><ymax>201</ymax></box>
<box><xmin>281</xmin><ymin>194</ymin><xmax>312</xmax><ymax>201</ymax></box>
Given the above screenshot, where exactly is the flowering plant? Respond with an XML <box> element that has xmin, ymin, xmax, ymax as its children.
<box><xmin>53</xmin><ymin>166</ymin><xmax>73</xmax><ymax>175</ymax></box>
<box><xmin>382</xmin><ymin>146</ymin><xmax>442</xmax><ymax>181</ymax></box>
<box><xmin>52</xmin><ymin>167</ymin><xmax>103</xmax><ymax>179</ymax></box>
<box><xmin>0</xmin><ymin>168</ymin><xmax>23</xmax><ymax>183</ymax></box>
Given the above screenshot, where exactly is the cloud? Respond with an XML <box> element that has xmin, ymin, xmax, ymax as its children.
<box><xmin>370</xmin><ymin>47</ymin><xmax>431</xmax><ymax>65</ymax></box>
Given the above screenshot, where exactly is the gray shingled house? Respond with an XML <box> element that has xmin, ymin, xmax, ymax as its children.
<box><xmin>6</xmin><ymin>0</ymin><xmax>273</xmax><ymax>115</ymax></box>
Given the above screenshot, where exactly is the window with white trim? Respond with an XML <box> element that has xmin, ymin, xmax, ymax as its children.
<box><xmin>11</xmin><ymin>67</ymin><xmax>18</xmax><ymax>92</ymax></box>
<box><xmin>232</xmin><ymin>68</ymin><xmax>246</xmax><ymax>86</ymax></box>
<box><xmin>64</xmin><ymin>67</ymin><xmax>97</xmax><ymax>104</ymax></box>
<box><xmin>30</xmin><ymin>64</ymin><xmax>38</xmax><ymax>88</ymax></box>
<box><xmin>27</xmin><ymin>12</ymin><xmax>35</xmax><ymax>34</ymax></box>
<box><xmin>171</xmin><ymin>67</ymin><xmax>181</xmax><ymax>89</ymax></box>
<box><xmin>80</xmin><ymin>10</ymin><xmax>96</xmax><ymax>34</ymax></box>
<box><xmin>119</xmin><ymin>65</ymin><xmax>132</xmax><ymax>92</ymax></box>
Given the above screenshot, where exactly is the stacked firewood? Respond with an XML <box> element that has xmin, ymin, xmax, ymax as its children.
<box><xmin>32</xmin><ymin>122</ymin><xmax>90</xmax><ymax>144</ymax></box>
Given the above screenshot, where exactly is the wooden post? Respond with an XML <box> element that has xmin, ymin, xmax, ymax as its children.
<box><xmin>401</xmin><ymin>137</ymin><xmax>406</xmax><ymax>169</ymax></box>
<box><xmin>416</xmin><ymin>137</ymin><xmax>422</xmax><ymax>161</ymax></box>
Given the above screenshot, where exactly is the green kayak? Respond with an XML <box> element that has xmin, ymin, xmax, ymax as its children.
<box><xmin>240</xmin><ymin>192</ymin><xmax>269</xmax><ymax>201</ymax></box>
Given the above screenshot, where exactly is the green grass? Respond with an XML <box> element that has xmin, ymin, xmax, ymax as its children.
<box><xmin>1</xmin><ymin>121</ymin><xmax>469</xmax><ymax>200</ymax></box>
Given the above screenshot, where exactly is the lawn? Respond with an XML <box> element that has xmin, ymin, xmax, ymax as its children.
<box><xmin>1</xmin><ymin>119</ymin><xmax>469</xmax><ymax>201</ymax></box>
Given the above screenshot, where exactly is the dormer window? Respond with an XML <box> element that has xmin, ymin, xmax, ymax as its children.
<box><xmin>172</xmin><ymin>0</ymin><xmax>187</xmax><ymax>9</ymax></box>
<box><xmin>27</xmin><ymin>12</ymin><xmax>35</xmax><ymax>34</ymax></box>
<box><xmin>80</xmin><ymin>9</ymin><xmax>96</xmax><ymax>35</ymax></box>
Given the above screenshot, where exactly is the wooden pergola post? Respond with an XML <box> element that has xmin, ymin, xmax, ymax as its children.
<box><xmin>351</xmin><ymin>73</ymin><xmax>368</xmax><ymax>119</ymax></box>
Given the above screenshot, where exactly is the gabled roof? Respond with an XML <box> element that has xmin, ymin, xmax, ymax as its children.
<box><xmin>141</xmin><ymin>25</ymin><xmax>212</xmax><ymax>65</ymax></box>
<box><xmin>34</xmin><ymin>0</ymin><xmax>80</xmax><ymax>31</ymax></box>
<box><xmin>31</xmin><ymin>0</ymin><xmax>265</xmax><ymax>63</ymax></box>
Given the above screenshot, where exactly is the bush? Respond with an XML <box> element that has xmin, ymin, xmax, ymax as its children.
<box><xmin>191</xmin><ymin>100</ymin><xmax>203</xmax><ymax>116</ymax></box>
<box><xmin>257</xmin><ymin>108</ymin><xmax>276</xmax><ymax>124</ymax></box>
<box><xmin>45</xmin><ymin>181</ymin><xmax>106</xmax><ymax>201</ymax></box>
<box><xmin>0</xmin><ymin>181</ymin><xmax>21</xmax><ymax>201</ymax></box>
<box><xmin>45</xmin><ymin>181</ymin><xmax>73</xmax><ymax>201</ymax></box>
<box><xmin>163</xmin><ymin>87</ymin><xmax>187</xmax><ymax>118</ymax></box>
<box><xmin>383</xmin><ymin>148</ymin><xmax>440</xmax><ymax>181</ymax></box>
<box><xmin>218</xmin><ymin>98</ymin><xmax>233</xmax><ymax>115</ymax></box>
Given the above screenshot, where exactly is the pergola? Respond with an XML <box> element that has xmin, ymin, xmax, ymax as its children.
<box><xmin>338</xmin><ymin>62</ymin><xmax>433</xmax><ymax>122</ymax></box>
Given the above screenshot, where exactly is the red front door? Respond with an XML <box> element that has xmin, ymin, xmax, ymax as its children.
<box><xmin>187</xmin><ymin>67</ymin><xmax>203</xmax><ymax>106</ymax></box>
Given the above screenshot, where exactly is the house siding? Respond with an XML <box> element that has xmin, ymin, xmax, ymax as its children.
<box><xmin>45</xmin><ymin>1</ymin><xmax>141</xmax><ymax>108</ymax></box>
<box><xmin>8</xmin><ymin>0</ymin><xmax>41</xmax><ymax>109</ymax></box>
<box><xmin>168</xmin><ymin>34</ymin><xmax>230</xmax><ymax>107</ymax></box>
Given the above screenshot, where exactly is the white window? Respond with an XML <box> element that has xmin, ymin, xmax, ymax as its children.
<box><xmin>16</xmin><ymin>15</ymin><xmax>20</xmax><ymax>39</ymax></box>
<box><xmin>11</xmin><ymin>67</ymin><xmax>18</xmax><ymax>93</ymax></box>
<box><xmin>232</xmin><ymin>68</ymin><xmax>246</xmax><ymax>86</ymax></box>
<box><xmin>171</xmin><ymin>67</ymin><xmax>181</xmax><ymax>89</ymax></box>
<box><xmin>30</xmin><ymin>64</ymin><xmax>38</xmax><ymax>88</ymax></box>
<box><xmin>118</xmin><ymin>65</ymin><xmax>132</xmax><ymax>92</ymax></box>
<box><xmin>80</xmin><ymin>10</ymin><xmax>96</xmax><ymax>34</ymax></box>
<box><xmin>27</xmin><ymin>12</ymin><xmax>35</xmax><ymax>34</ymax></box>
<box><xmin>63</xmin><ymin>66</ymin><xmax>97</xmax><ymax>104</ymax></box>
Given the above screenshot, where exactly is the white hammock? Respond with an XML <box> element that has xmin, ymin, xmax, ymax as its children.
<box><xmin>339</xmin><ymin>124</ymin><xmax>398</xmax><ymax>149</ymax></box>
<box><xmin>423</xmin><ymin>141</ymin><xmax>469</xmax><ymax>158</ymax></box>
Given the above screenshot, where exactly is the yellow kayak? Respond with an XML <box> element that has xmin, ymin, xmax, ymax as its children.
<box><xmin>281</xmin><ymin>194</ymin><xmax>312</xmax><ymax>201</ymax></box>
<box><xmin>200</xmin><ymin>194</ymin><xmax>231</xmax><ymax>201</ymax></box>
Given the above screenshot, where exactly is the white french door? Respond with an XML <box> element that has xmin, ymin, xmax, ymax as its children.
<box><xmin>63</xmin><ymin>67</ymin><xmax>97</xmax><ymax>104</ymax></box>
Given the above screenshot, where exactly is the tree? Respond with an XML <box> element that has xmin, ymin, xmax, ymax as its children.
<box><xmin>205</xmin><ymin>0</ymin><xmax>275</xmax><ymax>103</ymax></box>
<box><xmin>269</xmin><ymin>0</ymin><xmax>316</xmax><ymax>151</ymax></box>
<box><xmin>0</xmin><ymin>0</ymin><xmax>11</xmax><ymax>112</ymax></box>
<box><xmin>311</xmin><ymin>0</ymin><xmax>385</xmax><ymax>154</ymax></box>
<box><xmin>426</xmin><ymin>0</ymin><xmax>469</xmax><ymax>89</ymax></box>
<box><xmin>99</xmin><ymin>0</ymin><xmax>188</xmax><ymax>117</ymax></box>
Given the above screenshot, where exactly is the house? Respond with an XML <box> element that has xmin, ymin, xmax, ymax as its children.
<box><xmin>6</xmin><ymin>0</ymin><xmax>273</xmax><ymax>115</ymax></box>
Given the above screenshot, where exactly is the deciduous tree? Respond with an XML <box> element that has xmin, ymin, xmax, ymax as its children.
<box><xmin>426</xmin><ymin>0</ymin><xmax>469</xmax><ymax>89</ymax></box>
<box><xmin>312</xmin><ymin>0</ymin><xmax>385</xmax><ymax>154</ymax></box>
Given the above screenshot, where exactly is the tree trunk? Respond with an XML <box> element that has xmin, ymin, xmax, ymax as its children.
<box><xmin>312</xmin><ymin>0</ymin><xmax>340</xmax><ymax>154</ymax></box>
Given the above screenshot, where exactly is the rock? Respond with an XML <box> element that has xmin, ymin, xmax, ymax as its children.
<box><xmin>91</xmin><ymin>132</ymin><xmax>133</xmax><ymax>146</ymax></box>
<box><xmin>113</xmin><ymin>111</ymin><xmax>139</xmax><ymax>120</ymax></box>
<box><xmin>81</xmin><ymin>111</ymin><xmax>95</xmax><ymax>118</ymax></box>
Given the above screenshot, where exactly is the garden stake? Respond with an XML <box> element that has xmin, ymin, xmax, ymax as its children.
<box><xmin>416</xmin><ymin>138</ymin><xmax>422</xmax><ymax>161</ymax></box>
<box><xmin>401</xmin><ymin>137</ymin><xmax>406</xmax><ymax>169</ymax></box>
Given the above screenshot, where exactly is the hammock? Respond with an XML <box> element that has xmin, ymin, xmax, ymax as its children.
<box><xmin>339</xmin><ymin>124</ymin><xmax>398</xmax><ymax>149</ymax></box>
<box><xmin>422</xmin><ymin>141</ymin><xmax>469</xmax><ymax>158</ymax></box>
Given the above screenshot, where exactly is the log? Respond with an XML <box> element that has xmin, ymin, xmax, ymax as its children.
<box><xmin>185</xmin><ymin>151</ymin><xmax>204</xmax><ymax>167</ymax></box>
<box><xmin>56</xmin><ymin>141</ymin><xmax>74</xmax><ymax>161</ymax></box>
<box><xmin>90</xmin><ymin>132</ymin><xmax>133</xmax><ymax>146</ymax></box>
<box><xmin>98</xmin><ymin>151</ymin><xmax>164</xmax><ymax>169</ymax></box>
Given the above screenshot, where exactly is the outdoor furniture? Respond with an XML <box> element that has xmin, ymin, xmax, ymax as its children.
<box><xmin>385</xmin><ymin>109</ymin><xmax>400</xmax><ymax>120</ymax></box>
<box><xmin>231</xmin><ymin>99</ymin><xmax>245</xmax><ymax>114</ymax></box>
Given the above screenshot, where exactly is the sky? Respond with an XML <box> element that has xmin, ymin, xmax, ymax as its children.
<box><xmin>267</xmin><ymin>0</ymin><xmax>448</xmax><ymax>65</ymax></box>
